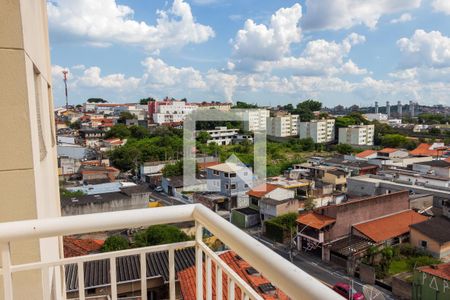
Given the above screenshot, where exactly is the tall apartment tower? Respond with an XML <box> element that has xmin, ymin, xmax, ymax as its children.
<box><xmin>386</xmin><ymin>101</ymin><xmax>391</xmax><ymax>118</ymax></box>
<box><xmin>374</xmin><ymin>101</ymin><xmax>379</xmax><ymax>114</ymax></box>
<box><xmin>409</xmin><ymin>100</ymin><xmax>415</xmax><ymax>117</ymax></box>
<box><xmin>0</xmin><ymin>1</ymin><xmax>62</xmax><ymax>298</ymax></box>
<box><xmin>397</xmin><ymin>101</ymin><xmax>402</xmax><ymax>117</ymax></box>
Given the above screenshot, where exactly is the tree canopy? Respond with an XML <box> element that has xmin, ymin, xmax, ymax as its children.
<box><xmin>87</xmin><ymin>98</ymin><xmax>107</xmax><ymax>103</ymax></box>
<box><xmin>133</xmin><ymin>225</ymin><xmax>191</xmax><ymax>248</ymax></box>
<box><xmin>232</xmin><ymin>101</ymin><xmax>259</xmax><ymax>109</ymax></box>
<box><xmin>101</xmin><ymin>236</ymin><xmax>129</xmax><ymax>252</ymax></box>
<box><xmin>139</xmin><ymin>97</ymin><xmax>156</xmax><ymax>105</ymax></box>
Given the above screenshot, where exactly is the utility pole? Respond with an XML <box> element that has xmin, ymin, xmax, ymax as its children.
<box><xmin>62</xmin><ymin>70</ymin><xmax>69</xmax><ymax>109</ymax></box>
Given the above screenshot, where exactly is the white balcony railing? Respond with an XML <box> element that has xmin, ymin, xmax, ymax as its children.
<box><xmin>0</xmin><ymin>204</ymin><xmax>337</xmax><ymax>300</ymax></box>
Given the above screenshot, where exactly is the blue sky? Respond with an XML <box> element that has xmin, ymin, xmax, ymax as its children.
<box><xmin>48</xmin><ymin>0</ymin><xmax>450</xmax><ymax>107</ymax></box>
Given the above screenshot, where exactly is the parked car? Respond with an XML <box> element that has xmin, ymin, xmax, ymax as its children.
<box><xmin>154</xmin><ymin>186</ymin><xmax>163</xmax><ymax>193</ymax></box>
<box><xmin>332</xmin><ymin>283</ymin><xmax>365</xmax><ymax>300</ymax></box>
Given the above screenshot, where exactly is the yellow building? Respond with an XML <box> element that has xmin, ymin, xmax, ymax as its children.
<box><xmin>0</xmin><ymin>0</ymin><xmax>62</xmax><ymax>298</ymax></box>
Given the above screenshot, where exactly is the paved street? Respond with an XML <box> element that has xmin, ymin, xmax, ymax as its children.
<box><xmin>252</xmin><ymin>234</ymin><xmax>395</xmax><ymax>300</ymax></box>
<box><xmin>148</xmin><ymin>190</ymin><xmax>187</xmax><ymax>206</ymax></box>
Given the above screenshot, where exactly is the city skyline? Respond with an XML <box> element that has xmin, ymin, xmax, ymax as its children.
<box><xmin>49</xmin><ymin>0</ymin><xmax>450</xmax><ymax>107</ymax></box>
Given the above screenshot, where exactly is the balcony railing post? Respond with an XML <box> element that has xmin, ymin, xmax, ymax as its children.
<box><xmin>140</xmin><ymin>252</ymin><xmax>147</xmax><ymax>300</ymax></box>
<box><xmin>110</xmin><ymin>257</ymin><xmax>117</xmax><ymax>300</ymax></box>
<box><xmin>1</xmin><ymin>243</ymin><xmax>13</xmax><ymax>300</ymax></box>
<box><xmin>77</xmin><ymin>261</ymin><xmax>85</xmax><ymax>300</ymax></box>
<box><xmin>206</xmin><ymin>255</ymin><xmax>212</xmax><ymax>300</ymax></box>
<box><xmin>216</xmin><ymin>265</ymin><xmax>222</xmax><ymax>300</ymax></box>
<box><xmin>195</xmin><ymin>222</ymin><xmax>203</xmax><ymax>300</ymax></box>
<box><xmin>168</xmin><ymin>248</ymin><xmax>175</xmax><ymax>300</ymax></box>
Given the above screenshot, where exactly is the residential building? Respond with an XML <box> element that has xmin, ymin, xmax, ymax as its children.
<box><xmin>246</xmin><ymin>183</ymin><xmax>296</xmax><ymax>222</ymax></box>
<box><xmin>410</xmin><ymin>216</ymin><xmax>450</xmax><ymax>259</ymax></box>
<box><xmin>338</xmin><ymin>124</ymin><xmax>374</xmax><ymax>146</ymax></box>
<box><xmin>377</xmin><ymin>148</ymin><xmax>409</xmax><ymax>159</ymax></box>
<box><xmin>321</xmin><ymin>169</ymin><xmax>348</xmax><ymax>191</ymax></box>
<box><xmin>412</xmin><ymin>262</ymin><xmax>450</xmax><ymax>300</ymax></box>
<box><xmin>195</xmin><ymin>101</ymin><xmax>232</xmax><ymax>111</ymax></box>
<box><xmin>267</xmin><ymin>112</ymin><xmax>299</xmax><ymax>137</ymax></box>
<box><xmin>204</xmin><ymin>126</ymin><xmax>239</xmax><ymax>145</ymax></box>
<box><xmin>355</xmin><ymin>150</ymin><xmax>377</xmax><ymax>160</ymax></box>
<box><xmin>139</xmin><ymin>159</ymin><xmax>177</xmax><ymax>182</ymax></box>
<box><xmin>80</xmin><ymin>166</ymin><xmax>120</xmax><ymax>184</ymax></box>
<box><xmin>148</xmin><ymin>99</ymin><xmax>198</xmax><ymax>125</ymax></box>
<box><xmin>206</xmin><ymin>162</ymin><xmax>253</xmax><ymax>207</ymax></box>
<box><xmin>0</xmin><ymin>1</ymin><xmax>61</xmax><ymax>297</ymax></box>
<box><xmin>78</xmin><ymin>128</ymin><xmax>106</xmax><ymax>147</ymax></box>
<box><xmin>410</xmin><ymin>143</ymin><xmax>449</xmax><ymax>158</ymax></box>
<box><xmin>352</xmin><ymin>210</ymin><xmax>427</xmax><ymax>244</ymax></box>
<box><xmin>299</xmin><ymin>119</ymin><xmax>335</xmax><ymax>143</ymax></box>
<box><xmin>296</xmin><ymin>191</ymin><xmax>410</xmax><ymax>262</ymax></box>
<box><xmin>61</xmin><ymin>185</ymin><xmax>151</xmax><ymax>216</ymax></box>
<box><xmin>412</xmin><ymin>160</ymin><xmax>450</xmax><ymax>178</ymax></box>
<box><xmin>239</xmin><ymin>109</ymin><xmax>270</xmax><ymax>132</ymax></box>
<box><xmin>347</xmin><ymin>175</ymin><xmax>450</xmax><ymax>215</ymax></box>
<box><xmin>193</xmin><ymin>192</ymin><xmax>233</xmax><ymax>217</ymax></box>
<box><xmin>364</xmin><ymin>113</ymin><xmax>388</xmax><ymax>122</ymax></box>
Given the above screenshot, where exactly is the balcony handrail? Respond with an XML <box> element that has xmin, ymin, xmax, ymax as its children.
<box><xmin>0</xmin><ymin>204</ymin><xmax>337</xmax><ymax>299</ymax></box>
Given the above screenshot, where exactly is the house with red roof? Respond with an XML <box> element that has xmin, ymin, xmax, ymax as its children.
<box><xmin>296</xmin><ymin>191</ymin><xmax>410</xmax><ymax>264</ymax></box>
<box><xmin>63</xmin><ymin>237</ymin><xmax>104</xmax><ymax>257</ymax></box>
<box><xmin>178</xmin><ymin>250</ymin><xmax>289</xmax><ymax>300</ymax></box>
<box><xmin>410</xmin><ymin>143</ymin><xmax>449</xmax><ymax>158</ymax></box>
<box><xmin>356</xmin><ymin>149</ymin><xmax>377</xmax><ymax>159</ymax></box>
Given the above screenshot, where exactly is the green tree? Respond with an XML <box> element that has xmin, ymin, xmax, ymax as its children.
<box><xmin>303</xmin><ymin>197</ymin><xmax>316</xmax><ymax>211</ymax></box>
<box><xmin>139</xmin><ymin>97</ymin><xmax>156</xmax><ymax>105</ymax></box>
<box><xmin>118</xmin><ymin>111</ymin><xmax>136</xmax><ymax>124</ymax></box>
<box><xmin>232</xmin><ymin>101</ymin><xmax>258</xmax><ymax>109</ymax></box>
<box><xmin>133</xmin><ymin>225</ymin><xmax>191</xmax><ymax>248</ymax></box>
<box><xmin>162</xmin><ymin>161</ymin><xmax>183</xmax><ymax>177</ymax></box>
<box><xmin>429</xmin><ymin>128</ymin><xmax>441</xmax><ymax>135</ymax></box>
<box><xmin>381</xmin><ymin>134</ymin><xmax>408</xmax><ymax>148</ymax></box>
<box><xmin>87</xmin><ymin>98</ymin><xmax>107</xmax><ymax>103</ymax></box>
<box><xmin>197</xmin><ymin>131</ymin><xmax>211</xmax><ymax>144</ymax></box>
<box><xmin>105</xmin><ymin>124</ymin><xmax>131</xmax><ymax>139</ymax></box>
<box><xmin>101</xmin><ymin>235</ymin><xmax>130</xmax><ymax>252</ymax></box>
<box><xmin>59</xmin><ymin>188</ymin><xmax>85</xmax><ymax>198</ymax></box>
<box><xmin>297</xmin><ymin>99</ymin><xmax>322</xmax><ymax>112</ymax></box>
<box><xmin>68</xmin><ymin>120</ymin><xmax>81</xmax><ymax>130</ymax></box>
<box><xmin>129</xmin><ymin>125</ymin><xmax>149</xmax><ymax>139</ymax></box>
<box><xmin>336</xmin><ymin>144</ymin><xmax>354</xmax><ymax>155</ymax></box>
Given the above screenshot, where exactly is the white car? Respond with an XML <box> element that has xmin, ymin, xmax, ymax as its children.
<box><xmin>154</xmin><ymin>186</ymin><xmax>163</xmax><ymax>193</ymax></box>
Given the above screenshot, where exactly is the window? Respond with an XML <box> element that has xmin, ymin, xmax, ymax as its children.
<box><xmin>420</xmin><ymin>240</ymin><xmax>428</xmax><ymax>249</ymax></box>
<box><xmin>231</xmin><ymin>184</ymin><xmax>236</xmax><ymax>189</ymax></box>
<box><xmin>251</xmin><ymin>197</ymin><xmax>258</xmax><ymax>206</ymax></box>
<box><xmin>230</xmin><ymin>173</ymin><xmax>236</xmax><ymax>178</ymax></box>
<box><xmin>225</xmin><ymin>184</ymin><xmax>229</xmax><ymax>189</ymax></box>
<box><xmin>213</xmin><ymin>170</ymin><xmax>219</xmax><ymax>176</ymax></box>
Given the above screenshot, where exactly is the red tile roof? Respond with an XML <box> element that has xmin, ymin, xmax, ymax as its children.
<box><xmin>197</xmin><ymin>161</ymin><xmax>221</xmax><ymax>170</ymax></box>
<box><xmin>296</xmin><ymin>212</ymin><xmax>336</xmax><ymax>230</ymax></box>
<box><xmin>247</xmin><ymin>183</ymin><xmax>279</xmax><ymax>198</ymax></box>
<box><xmin>63</xmin><ymin>237</ymin><xmax>104</xmax><ymax>258</ymax></box>
<box><xmin>418</xmin><ymin>262</ymin><xmax>450</xmax><ymax>281</ymax></box>
<box><xmin>410</xmin><ymin>143</ymin><xmax>448</xmax><ymax>157</ymax></box>
<box><xmin>378</xmin><ymin>148</ymin><xmax>399</xmax><ymax>153</ymax></box>
<box><xmin>356</xmin><ymin>150</ymin><xmax>377</xmax><ymax>158</ymax></box>
<box><xmin>178</xmin><ymin>251</ymin><xmax>289</xmax><ymax>300</ymax></box>
<box><xmin>353</xmin><ymin>210</ymin><xmax>428</xmax><ymax>243</ymax></box>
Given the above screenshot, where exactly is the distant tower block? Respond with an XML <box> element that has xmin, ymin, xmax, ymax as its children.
<box><xmin>409</xmin><ymin>100</ymin><xmax>415</xmax><ymax>117</ymax></box>
<box><xmin>386</xmin><ymin>101</ymin><xmax>391</xmax><ymax>118</ymax></box>
<box><xmin>375</xmin><ymin>101</ymin><xmax>379</xmax><ymax>114</ymax></box>
<box><xmin>397</xmin><ymin>101</ymin><xmax>402</xmax><ymax>117</ymax></box>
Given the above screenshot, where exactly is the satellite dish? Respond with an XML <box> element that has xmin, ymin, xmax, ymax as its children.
<box><xmin>362</xmin><ymin>285</ymin><xmax>385</xmax><ymax>300</ymax></box>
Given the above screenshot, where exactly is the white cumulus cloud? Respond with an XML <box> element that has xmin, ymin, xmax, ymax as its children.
<box><xmin>397</xmin><ymin>29</ymin><xmax>450</xmax><ymax>69</ymax></box>
<box><xmin>390</xmin><ymin>13</ymin><xmax>413</xmax><ymax>24</ymax></box>
<box><xmin>47</xmin><ymin>0</ymin><xmax>214</xmax><ymax>51</ymax></box>
<box><xmin>301</xmin><ymin>0</ymin><xmax>421</xmax><ymax>30</ymax></box>
<box><xmin>230</xmin><ymin>3</ymin><xmax>302</xmax><ymax>71</ymax></box>
<box><xmin>432</xmin><ymin>0</ymin><xmax>450</xmax><ymax>15</ymax></box>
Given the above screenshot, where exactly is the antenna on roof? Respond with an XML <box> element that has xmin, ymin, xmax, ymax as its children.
<box><xmin>62</xmin><ymin>70</ymin><xmax>69</xmax><ymax>109</ymax></box>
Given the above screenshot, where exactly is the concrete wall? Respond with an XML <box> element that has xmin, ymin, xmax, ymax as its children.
<box><xmin>0</xmin><ymin>1</ymin><xmax>62</xmax><ymax>298</ymax></box>
<box><xmin>392</xmin><ymin>275</ymin><xmax>412</xmax><ymax>300</ymax></box>
<box><xmin>321</xmin><ymin>191</ymin><xmax>409</xmax><ymax>241</ymax></box>
<box><xmin>62</xmin><ymin>193</ymin><xmax>149</xmax><ymax>216</ymax></box>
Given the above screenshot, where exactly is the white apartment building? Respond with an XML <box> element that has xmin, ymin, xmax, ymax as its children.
<box><xmin>364</xmin><ymin>113</ymin><xmax>388</xmax><ymax>122</ymax></box>
<box><xmin>148</xmin><ymin>100</ymin><xmax>198</xmax><ymax>124</ymax></box>
<box><xmin>239</xmin><ymin>109</ymin><xmax>270</xmax><ymax>132</ymax></box>
<box><xmin>267</xmin><ymin>114</ymin><xmax>299</xmax><ymax>137</ymax></box>
<box><xmin>195</xmin><ymin>102</ymin><xmax>232</xmax><ymax>111</ymax></box>
<box><xmin>338</xmin><ymin>124</ymin><xmax>375</xmax><ymax>146</ymax></box>
<box><xmin>204</xmin><ymin>126</ymin><xmax>239</xmax><ymax>145</ymax></box>
<box><xmin>299</xmin><ymin>119</ymin><xmax>336</xmax><ymax>143</ymax></box>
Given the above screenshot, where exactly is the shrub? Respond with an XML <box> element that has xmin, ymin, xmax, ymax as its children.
<box><xmin>102</xmin><ymin>236</ymin><xmax>130</xmax><ymax>252</ymax></box>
